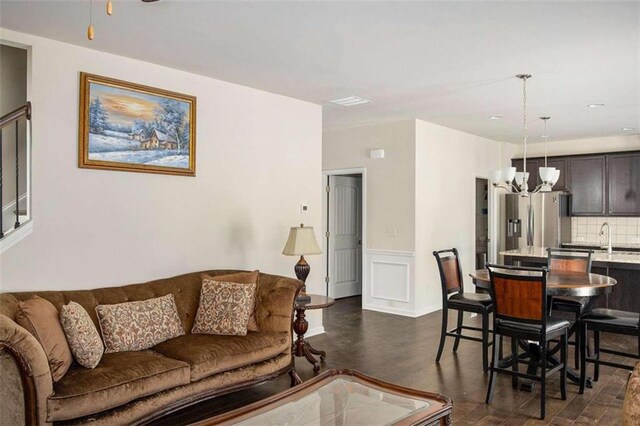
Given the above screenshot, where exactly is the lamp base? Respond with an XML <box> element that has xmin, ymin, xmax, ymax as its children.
<box><xmin>294</xmin><ymin>256</ymin><xmax>312</xmax><ymax>302</ymax></box>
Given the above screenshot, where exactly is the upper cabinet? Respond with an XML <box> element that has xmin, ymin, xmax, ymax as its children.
<box><xmin>569</xmin><ymin>155</ymin><xmax>607</xmax><ymax>216</ymax></box>
<box><xmin>544</xmin><ymin>157</ymin><xmax>569</xmax><ymax>191</ymax></box>
<box><xmin>512</xmin><ymin>151</ymin><xmax>639</xmax><ymax>217</ymax></box>
<box><xmin>511</xmin><ymin>158</ymin><xmax>541</xmax><ymax>189</ymax></box>
<box><xmin>607</xmin><ymin>152</ymin><xmax>640</xmax><ymax>216</ymax></box>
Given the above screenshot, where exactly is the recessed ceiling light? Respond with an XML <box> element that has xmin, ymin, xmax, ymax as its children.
<box><xmin>490</xmin><ymin>115</ymin><xmax>503</xmax><ymax>120</ymax></box>
<box><xmin>587</xmin><ymin>103</ymin><xmax>605</xmax><ymax>108</ymax></box>
<box><xmin>328</xmin><ymin>96</ymin><xmax>371</xmax><ymax>107</ymax></box>
<box><xmin>622</xmin><ymin>127</ymin><xmax>636</xmax><ymax>131</ymax></box>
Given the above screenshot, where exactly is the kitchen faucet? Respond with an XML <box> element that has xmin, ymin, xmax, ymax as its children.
<box><xmin>599</xmin><ymin>222</ymin><xmax>612</xmax><ymax>254</ymax></box>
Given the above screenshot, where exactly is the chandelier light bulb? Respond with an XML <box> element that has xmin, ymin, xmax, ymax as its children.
<box><xmin>107</xmin><ymin>0</ymin><xmax>113</xmax><ymax>15</ymax></box>
<box><xmin>87</xmin><ymin>24</ymin><xmax>94</xmax><ymax>40</ymax></box>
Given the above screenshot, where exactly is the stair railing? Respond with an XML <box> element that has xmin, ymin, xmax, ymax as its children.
<box><xmin>0</xmin><ymin>102</ymin><xmax>31</xmax><ymax>239</ymax></box>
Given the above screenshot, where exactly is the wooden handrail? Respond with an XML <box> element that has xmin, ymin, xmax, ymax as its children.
<box><xmin>0</xmin><ymin>102</ymin><xmax>31</xmax><ymax>129</ymax></box>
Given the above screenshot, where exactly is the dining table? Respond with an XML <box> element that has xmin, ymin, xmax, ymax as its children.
<box><xmin>469</xmin><ymin>268</ymin><xmax>617</xmax><ymax>391</ymax></box>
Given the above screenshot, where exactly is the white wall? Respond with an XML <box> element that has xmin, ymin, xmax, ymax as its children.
<box><xmin>323</xmin><ymin>119</ymin><xmax>515</xmax><ymax>317</ymax></box>
<box><xmin>414</xmin><ymin>120</ymin><xmax>514</xmax><ymax>314</ymax></box>
<box><xmin>0</xmin><ymin>28</ymin><xmax>324</xmax><ymax>330</ymax></box>
<box><xmin>323</xmin><ymin>120</ymin><xmax>416</xmax><ymax>251</ymax></box>
<box><xmin>516</xmin><ymin>135</ymin><xmax>639</xmax><ymax>157</ymax></box>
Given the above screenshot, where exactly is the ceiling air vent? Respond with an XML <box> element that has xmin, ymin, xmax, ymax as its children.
<box><xmin>328</xmin><ymin>96</ymin><xmax>371</xmax><ymax>107</ymax></box>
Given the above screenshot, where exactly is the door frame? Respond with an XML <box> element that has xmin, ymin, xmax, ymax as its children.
<box><xmin>322</xmin><ymin>167</ymin><xmax>367</xmax><ymax>302</ymax></box>
<box><xmin>475</xmin><ymin>174</ymin><xmax>497</xmax><ymax>264</ymax></box>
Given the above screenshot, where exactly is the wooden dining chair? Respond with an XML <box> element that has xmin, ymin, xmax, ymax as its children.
<box><xmin>547</xmin><ymin>247</ymin><xmax>593</xmax><ymax>368</ymax></box>
<box><xmin>433</xmin><ymin>249</ymin><xmax>493</xmax><ymax>373</ymax></box>
<box><xmin>485</xmin><ymin>264</ymin><xmax>569</xmax><ymax>420</ymax></box>
<box><xmin>579</xmin><ymin>304</ymin><xmax>640</xmax><ymax>394</ymax></box>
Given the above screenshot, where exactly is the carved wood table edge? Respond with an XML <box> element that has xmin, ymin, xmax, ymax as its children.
<box><xmin>190</xmin><ymin>369</ymin><xmax>453</xmax><ymax>426</ymax></box>
<box><xmin>293</xmin><ymin>294</ymin><xmax>335</xmax><ymax>372</ymax></box>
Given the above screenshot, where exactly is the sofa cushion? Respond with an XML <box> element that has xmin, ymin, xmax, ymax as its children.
<box><xmin>47</xmin><ymin>350</ymin><xmax>190</xmax><ymax>421</ymax></box>
<box><xmin>152</xmin><ymin>331</ymin><xmax>289</xmax><ymax>381</ymax></box>
<box><xmin>15</xmin><ymin>295</ymin><xmax>73</xmax><ymax>382</ymax></box>
<box><xmin>96</xmin><ymin>294</ymin><xmax>184</xmax><ymax>353</ymax></box>
<box><xmin>192</xmin><ymin>280</ymin><xmax>257</xmax><ymax>336</ymax></box>
<box><xmin>205</xmin><ymin>271</ymin><xmax>260</xmax><ymax>331</ymax></box>
<box><xmin>60</xmin><ymin>301</ymin><xmax>104</xmax><ymax>368</ymax></box>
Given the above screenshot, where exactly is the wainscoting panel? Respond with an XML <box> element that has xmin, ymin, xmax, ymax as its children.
<box><xmin>364</xmin><ymin>249</ymin><xmax>417</xmax><ymax>317</ymax></box>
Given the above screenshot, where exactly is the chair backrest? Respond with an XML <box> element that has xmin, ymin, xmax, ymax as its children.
<box><xmin>486</xmin><ymin>264</ymin><xmax>548</xmax><ymax>327</ymax></box>
<box><xmin>433</xmin><ymin>248</ymin><xmax>464</xmax><ymax>296</ymax></box>
<box><xmin>547</xmin><ymin>247</ymin><xmax>593</xmax><ymax>273</ymax></box>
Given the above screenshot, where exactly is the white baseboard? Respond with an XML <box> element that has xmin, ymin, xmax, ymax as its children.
<box><xmin>305</xmin><ymin>326</ymin><xmax>325</xmax><ymax>338</ymax></box>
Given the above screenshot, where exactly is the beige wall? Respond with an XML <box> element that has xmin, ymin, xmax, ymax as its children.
<box><xmin>414</xmin><ymin>120</ymin><xmax>513</xmax><ymax>312</ymax></box>
<box><xmin>0</xmin><ymin>29</ymin><xmax>324</xmax><ymax>336</ymax></box>
<box><xmin>323</xmin><ymin>120</ymin><xmax>416</xmax><ymax>252</ymax></box>
<box><xmin>0</xmin><ymin>44</ymin><xmax>27</xmax><ymax>225</ymax></box>
<box><xmin>516</xmin><ymin>135</ymin><xmax>639</xmax><ymax>157</ymax></box>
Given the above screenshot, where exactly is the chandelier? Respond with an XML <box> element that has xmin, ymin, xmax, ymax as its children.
<box><xmin>489</xmin><ymin>74</ymin><xmax>560</xmax><ymax>197</ymax></box>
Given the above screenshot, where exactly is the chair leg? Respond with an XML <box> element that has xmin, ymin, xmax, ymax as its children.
<box><xmin>436</xmin><ymin>307</ymin><xmax>448</xmax><ymax>363</ymax></box>
<box><xmin>593</xmin><ymin>330</ymin><xmax>600</xmax><ymax>382</ymax></box>
<box><xmin>452</xmin><ymin>310</ymin><xmax>464</xmax><ymax>352</ymax></box>
<box><xmin>540</xmin><ymin>340</ymin><xmax>547</xmax><ymax>420</ymax></box>
<box><xmin>574</xmin><ymin>312</ymin><xmax>580</xmax><ymax>370</ymax></box>
<box><xmin>560</xmin><ymin>330</ymin><xmax>567</xmax><ymax>400</ymax></box>
<box><xmin>482</xmin><ymin>311</ymin><xmax>489</xmax><ymax>374</ymax></box>
<box><xmin>486</xmin><ymin>331</ymin><xmax>500</xmax><ymax>405</ymax></box>
<box><xmin>511</xmin><ymin>334</ymin><xmax>518</xmax><ymax>389</ymax></box>
<box><xmin>579</xmin><ymin>322</ymin><xmax>587</xmax><ymax>394</ymax></box>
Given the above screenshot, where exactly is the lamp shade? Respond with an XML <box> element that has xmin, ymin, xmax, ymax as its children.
<box><xmin>282</xmin><ymin>224</ymin><xmax>322</xmax><ymax>256</ymax></box>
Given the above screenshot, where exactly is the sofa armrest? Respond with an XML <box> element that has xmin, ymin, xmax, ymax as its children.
<box><xmin>255</xmin><ymin>274</ymin><xmax>302</xmax><ymax>334</ymax></box>
<box><xmin>0</xmin><ymin>314</ymin><xmax>53</xmax><ymax>425</ymax></box>
<box><xmin>623</xmin><ymin>362</ymin><xmax>640</xmax><ymax>426</ymax></box>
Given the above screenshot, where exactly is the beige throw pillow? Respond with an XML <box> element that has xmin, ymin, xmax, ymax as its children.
<box><xmin>15</xmin><ymin>295</ymin><xmax>73</xmax><ymax>382</ymax></box>
<box><xmin>60</xmin><ymin>301</ymin><xmax>104</xmax><ymax>368</ymax></box>
<box><xmin>201</xmin><ymin>271</ymin><xmax>260</xmax><ymax>331</ymax></box>
<box><xmin>192</xmin><ymin>279</ymin><xmax>257</xmax><ymax>336</ymax></box>
<box><xmin>96</xmin><ymin>294</ymin><xmax>184</xmax><ymax>353</ymax></box>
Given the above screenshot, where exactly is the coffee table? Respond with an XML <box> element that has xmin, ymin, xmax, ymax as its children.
<box><xmin>194</xmin><ymin>369</ymin><xmax>452</xmax><ymax>425</ymax></box>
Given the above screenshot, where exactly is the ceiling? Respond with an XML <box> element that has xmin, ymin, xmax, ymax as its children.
<box><xmin>1</xmin><ymin>1</ymin><xmax>638</xmax><ymax>143</ymax></box>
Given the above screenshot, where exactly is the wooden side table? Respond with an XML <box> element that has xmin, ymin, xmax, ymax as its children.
<box><xmin>293</xmin><ymin>294</ymin><xmax>335</xmax><ymax>372</ymax></box>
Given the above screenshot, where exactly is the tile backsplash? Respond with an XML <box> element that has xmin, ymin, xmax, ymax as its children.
<box><xmin>571</xmin><ymin>217</ymin><xmax>640</xmax><ymax>245</ymax></box>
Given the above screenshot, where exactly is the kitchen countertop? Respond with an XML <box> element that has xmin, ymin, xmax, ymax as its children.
<box><xmin>563</xmin><ymin>241</ymin><xmax>640</xmax><ymax>250</ymax></box>
<box><xmin>500</xmin><ymin>247</ymin><xmax>640</xmax><ymax>265</ymax></box>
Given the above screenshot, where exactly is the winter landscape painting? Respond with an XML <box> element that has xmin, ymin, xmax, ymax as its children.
<box><xmin>79</xmin><ymin>73</ymin><xmax>196</xmax><ymax>176</ymax></box>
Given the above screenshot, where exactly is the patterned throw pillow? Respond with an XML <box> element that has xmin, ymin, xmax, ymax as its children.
<box><xmin>201</xmin><ymin>271</ymin><xmax>260</xmax><ymax>331</ymax></box>
<box><xmin>191</xmin><ymin>280</ymin><xmax>257</xmax><ymax>336</ymax></box>
<box><xmin>96</xmin><ymin>294</ymin><xmax>184</xmax><ymax>353</ymax></box>
<box><xmin>60</xmin><ymin>302</ymin><xmax>104</xmax><ymax>368</ymax></box>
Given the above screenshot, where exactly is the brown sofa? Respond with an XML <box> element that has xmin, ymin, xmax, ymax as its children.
<box><xmin>623</xmin><ymin>361</ymin><xmax>640</xmax><ymax>426</ymax></box>
<box><xmin>0</xmin><ymin>270</ymin><xmax>302</xmax><ymax>425</ymax></box>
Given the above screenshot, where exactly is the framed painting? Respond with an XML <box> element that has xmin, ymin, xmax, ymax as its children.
<box><xmin>78</xmin><ymin>73</ymin><xmax>196</xmax><ymax>176</ymax></box>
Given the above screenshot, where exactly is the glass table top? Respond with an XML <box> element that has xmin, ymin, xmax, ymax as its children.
<box><xmin>234</xmin><ymin>377</ymin><xmax>431</xmax><ymax>426</ymax></box>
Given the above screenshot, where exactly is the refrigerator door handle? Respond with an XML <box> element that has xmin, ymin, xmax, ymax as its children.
<box><xmin>527</xmin><ymin>204</ymin><xmax>534</xmax><ymax>246</ymax></box>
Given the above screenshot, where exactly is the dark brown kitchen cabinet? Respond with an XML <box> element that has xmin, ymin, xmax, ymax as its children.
<box><xmin>511</xmin><ymin>158</ymin><xmax>541</xmax><ymax>188</ymax></box>
<box><xmin>569</xmin><ymin>155</ymin><xmax>606</xmax><ymax>216</ymax></box>
<box><xmin>544</xmin><ymin>157</ymin><xmax>569</xmax><ymax>191</ymax></box>
<box><xmin>607</xmin><ymin>152</ymin><xmax>640</xmax><ymax>216</ymax></box>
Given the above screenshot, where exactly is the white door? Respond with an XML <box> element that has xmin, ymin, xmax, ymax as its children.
<box><xmin>328</xmin><ymin>175</ymin><xmax>362</xmax><ymax>298</ymax></box>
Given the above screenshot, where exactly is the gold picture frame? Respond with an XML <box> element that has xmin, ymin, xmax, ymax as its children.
<box><xmin>78</xmin><ymin>72</ymin><xmax>196</xmax><ymax>176</ymax></box>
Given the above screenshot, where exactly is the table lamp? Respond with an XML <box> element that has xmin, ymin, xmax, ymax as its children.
<box><xmin>282</xmin><ymin>223</ymin><xmax>322</xmax><ymax>302</ymax></box>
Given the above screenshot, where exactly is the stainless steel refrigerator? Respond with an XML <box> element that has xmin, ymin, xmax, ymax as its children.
<box><xmin>504</xmin><ymin>191</ymin><xmax>572</xmax><ymax>250</ymax></box>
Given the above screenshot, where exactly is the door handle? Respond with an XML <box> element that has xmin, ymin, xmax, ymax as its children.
<box><xmin>358</xmin><ymin>240</ymin><xmax>362</xmax><ymax>245</ymax></box>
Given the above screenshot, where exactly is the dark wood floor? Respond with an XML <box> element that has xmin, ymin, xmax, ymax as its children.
<box><xmin>155</xmin><ymin>296</ymin><xmax>636</xmax><ymax>425</ymax></box>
